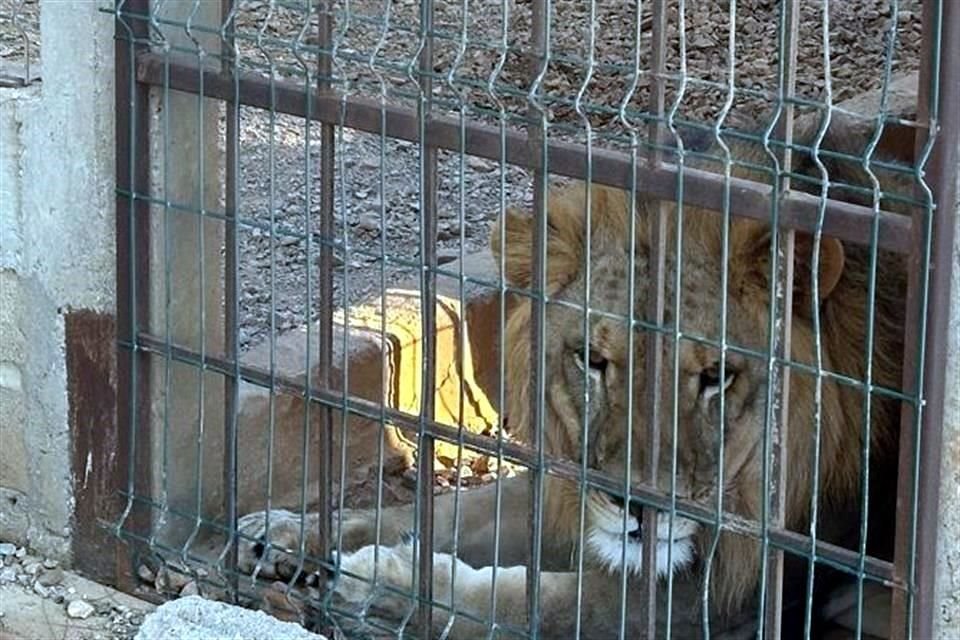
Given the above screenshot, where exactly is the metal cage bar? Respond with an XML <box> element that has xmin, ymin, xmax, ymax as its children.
<box><xmin>316</xmin><ymin>0</ymin><xmax>337</xmax><ymax>602</ymax></box>
<box><xmin>108</xmin><ymin>0</ymin><xmax>959</xmax><ymax>636</ymax></box>
<box><xmin>415</xmin><ymin>0</ymin><xmax>440</xmax><ymax>634</ymax></box>
<box><xmin>891</xmin><ymin>1</ymin><xmax>959</xmax><ymax>638</ymax></box>
<box><xmin>134</xmin><ymin>53</ymin><xmax>914</xmax><ymax>255</ymax></box>
<box><xmin>760</xmin><ymin>0</ymin><xmax>801</xmax><ymax>635</ymax></box>
<box><xmin>220</xmin><ymin>0</ymin><xmax>241</xmax><ymax>604</ymax></box>
<box><xmin>114</xmin><ymin>0</ymin><xmax>154</xmax><ymax>594</ymax></box>
<box><xmin>639</xmin><ymin>1</ymin><xmax>669</xmax><ymax>636</ymax></box>
<box><xmin>525</xmin><ymin>0</ymin><xmax>550</xmax><ymax>636</ymax></box>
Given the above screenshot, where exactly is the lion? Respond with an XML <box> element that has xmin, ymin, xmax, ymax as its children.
<box><xmin>237</xmin><ymin>121</ymin><xmax>909</xmax><ymax>638</ymax></box>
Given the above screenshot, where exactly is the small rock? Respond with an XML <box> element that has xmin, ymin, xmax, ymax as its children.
<box><xmin>355</xmin><ymin>214</ymin><xmax>381</xmax><ymax>234</ymax></box>
<box><xmin>437</xmin><ymin>248</ymin><xmax>459</xmax><ymax>265</ymax></box>
<box><xmin>180</xmin><ymin>581</ymin><xmax>200</xmax><ymax>597</ymax></box>
<box><xmin>38</xmin><ymin>567</ymin><xmax>64</xmax><ymax>586</ymax></box>
<box><xmin>33</xmin><ymin>581</ymin><xmax>49</xmax><ymax>597</ymax></box>
<box><xmin>137</xmin><ymin>563</ymin><xmax>156</xmax><ymax>584</ymax></box>
<box><xmin>14</xmin><ymin>546</ymin><xmax>26</xmax><ymax>558</ymax></box>
<box><xmin>466</xmin><ymin>155</ymin><xmax>494</xmax><ymax>172</ymax></box>
<box><xmin>42</xmin><ymin>558</ymin><xmax>58</xmax><ymax>569</ymax></box>
<box><xmin>0</xmin><ymin>543</ymin><xmax>16</xmax><ymax>557</ymax></box>
<box><xmin>155</xmin><ymin>565</ymin><xmax>191</xmax><ymax>593</ymax></box>
<box><xmin>23</xmin><ymin>560</ymin><xmax>42</xmax><ymax>575</ymax></box>
<box><xmin>0</xmin><ymin>566</ymin><xmax>16</xmax><ymax>583</ymax></box>
<box><xmin>67</xmin><ymin>599</ymin><xmax>96</xmax><ymax>619</ymax></box>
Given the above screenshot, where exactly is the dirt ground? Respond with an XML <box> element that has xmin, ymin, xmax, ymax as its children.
<box><xmin>0</xmin><ymin>543</ymin><xmax>153</xmax><ymax>640</ymax></box>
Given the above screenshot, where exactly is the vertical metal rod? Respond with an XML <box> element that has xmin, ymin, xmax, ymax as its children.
<box><xmin>761</xmin><ymin>0</ymin><xmax>800</xmax><ymax>636</ymax></box>
<box><xmin>485</xmin><ymin>1</ymin><xmax>511</xmax><ymax>632</ymax></box>
<box><xmin>416</xmin><ymin>0</ymin><xmax>439</xmax><ymax>634</ymax></box>
<box><xmin>526</xmin><ymin>0</ymin><xmax>550</xmax><ymax>636</ymax></box>
<box><xmin>220</xmin><ymin>0</ymin><xmax>240</xmax><ymax>603</ymax></box>
<box><xmin>699</xmin><ymin>1</ymin><xmax>737</xmax><ymax>634</ymax></box>
<box><xmin>316</xmin><ymin>0</ymin><xmax>336</xmax><ymax>589</ymax></box>
<box><xmin>640</xmin><ymin>1</ymin><xmax>668</xmax><ymax>636</ymax></box>
<box><xmin>113</xmin><ymin>0</ymin><xmax>153</xmax><ymax>591</ymax></box>
<box><xmin>850</xmin><ymin>3</ymin><xmax>901</xmax><ymax>636</ymax></box>
<box><xmin>892</xmin><ymin>1</ymin><xmax>958</xmax><ymax>637</ymax></box>
<box><xmin>911</xmin><ymin>2</ymin><xmax>958</xmax><ymax>635</ymax></box>
<box><xmin>614</xmin><ymin>2</ymin><xmax>644</xmax><ymax>635</ymax></box>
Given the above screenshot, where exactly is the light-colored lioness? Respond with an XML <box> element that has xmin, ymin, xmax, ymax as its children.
<box><xmin>238</xmin><ymin>122</ymin><xmax>908</xmax><ymax>638</ymax></box>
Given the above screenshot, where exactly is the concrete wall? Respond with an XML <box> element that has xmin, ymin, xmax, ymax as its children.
<box><xmin>934</xmin><ymin>144</ymin><xmax>960</xmax><ymax>639</ymax></box>
<box><xmin>0</xmin><ymin>2</ymin><xmax>116</xmax><ymax>560</ymax></box>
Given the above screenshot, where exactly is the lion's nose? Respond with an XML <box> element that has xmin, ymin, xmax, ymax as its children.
<box><xmin>610</xmin><ymin>494</ymin><xmax>644</xmax><ymax>540</ymax></box>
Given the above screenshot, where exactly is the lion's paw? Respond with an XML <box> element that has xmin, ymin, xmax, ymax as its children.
<box><xmin>330</xmin><ymin>539</ymin><xmax>419</xmax><ymax>618</ymax></box>
<box><xmin>237</xmin><ymin>509</ymin><xmax>319</xmax><ymax>580</ymax></box>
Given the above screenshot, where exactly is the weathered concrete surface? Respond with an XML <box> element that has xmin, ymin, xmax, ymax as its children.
<box><xmin>933</xmin><ymin>139</ymin><xmax>960</xmax><ymax>639</ymax></box>
<box><xmin>0</xmin><ymin>1</ymin><xmax>115</xmax><ymax>561</ymax></box>
<box><xmin>134</xmin><ymin>596</ymin><xmax>324</xmax><ymax>640</ymax></box>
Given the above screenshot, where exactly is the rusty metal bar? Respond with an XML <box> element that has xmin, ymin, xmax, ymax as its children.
<box><xmin>415</xmin><ymin>0</ymin><xmax>439</xmax><ymax>634</ymax></box>
<box><xmin>219</xmin><ymin>0</ymin><xmax>241</xmax><ymax>604</ymax></box>
<box><xmin>130</xmin><ymin>329</ymin><xmax>907</xmax><ymax>587</ymax></box>
<box><xmin>639</xmin><ymin>0</ymin><xmax>668</xmax><ymax>635</ymax></box>
<box><xmin>892</xmin><ymin>1</ymin><xmax>959</xmax><ymax>638</ymax></box>
<box><xmin>762</xmin><ymin>0</ymin><xmax>801</xmax><ymax>635</ymax></box>
<box><xmin>910</xmin><ymin>1</ymin><xmax>959</xmax><ymax>635</ymax></box>
<box><xmin>315</xmin><ymin>0</ymin><xmax>336</xmax><ymax>602</ymax></box>
<box><xmin>525</xmin><ymin>0</ymin><xmax>550</xmax><ymax>635</ymax></box>
<box><xmin>113</xmin><ymin>0</ymin><xmax>153</xmax><ymax>592</ymax></box>
<box><xmin>135</xmin><ymin>53</ymin><xmax>913</xmax><ymax>254</ymax></box>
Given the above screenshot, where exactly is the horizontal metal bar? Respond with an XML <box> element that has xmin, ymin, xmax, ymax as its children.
<box><xmin>129</xmin><ymin>330</ymin><xmax>903</xmax><ymax>585</ymax></box>
<box><xmin>136</xmin><ymin>52</ymin><xmax>913</xmax><ymax>254</ymax></box>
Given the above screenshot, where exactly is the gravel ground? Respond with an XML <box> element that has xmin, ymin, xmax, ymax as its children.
<box><xmin>0</xmin><ymin>541</ymin><xmax>152</xmax><ymax>640</ymax></box>
<box><xmin>0</xmin><ymin>0</ymin><xmax>38</xmax><ymax>81</ymax></box>
<box><xmin>226</xmin><ymin>0</ymin><xmax>922</xmax><ymax>349</ymax></box>
<box><xmin>0</xmin><ymin>0</ymin><xmax>923</xmax><ymax>348</ymax></box>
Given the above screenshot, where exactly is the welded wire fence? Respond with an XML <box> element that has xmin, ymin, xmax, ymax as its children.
<box><xmin>107</xmin><ymin>0</ymin><xmax>957</xmax><ymax>638</ymax></box>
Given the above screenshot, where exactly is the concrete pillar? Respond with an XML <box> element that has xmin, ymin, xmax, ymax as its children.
<box><xmin>0</xmin><ymin>1</ymin><xmax>115</xmax><ymax>561</ymax></box>
<box><xmin>933</xmin><ymin>146</ymin><xmax>960</xmax><ymax>639</ymax></box>
<box><xmin>145</xmin><ymin>0</ymin><xmax>226</xmax><ymax>549</ymax></box>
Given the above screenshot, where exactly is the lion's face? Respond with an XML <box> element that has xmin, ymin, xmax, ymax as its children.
<box><xmin>541</xmin><ymin>232</ymin><xmax>772</xmax><ymax>579</ymax></box>
<box><xmin>492</xmin><ymin>183</ymin><xmax>847</xmax><ymax>585</ymax></box>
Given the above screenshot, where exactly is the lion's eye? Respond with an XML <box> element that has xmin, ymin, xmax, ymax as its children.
<box><xmin>699</xmin><ymin>363</ymin><xmax>736</xmax><ymax>397</ymax></box>
<box><xmin>573</xmin><ymin>346</ymin><xmax>608</xmax><ymax>373</ymax></box>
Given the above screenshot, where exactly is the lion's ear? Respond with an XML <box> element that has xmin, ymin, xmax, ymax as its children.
<box><xmin>746</xmin><ymin>229</ymin><xmax>846</xmax><ymax>309</ymax></box>
<box><xmin>795</xmin><ymin>233</ymin><xmax>845</xmax><ymax>304</ymax></box>
<box><xmin>490</xmin><ymin>205</ymin><xmax>535</xmax><ymax>288</ymax></box>
<box><xmin>490</xmin><ymin>190</ymin><xmax>586</xmax><ymax>291</ymax></box>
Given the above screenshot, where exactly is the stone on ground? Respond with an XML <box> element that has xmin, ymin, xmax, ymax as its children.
<box><xmin>135</xmin><ymin>595</ymin><xmax>326</xmax><ymax>640</ymax></box>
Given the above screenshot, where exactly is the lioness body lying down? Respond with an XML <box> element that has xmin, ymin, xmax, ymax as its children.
<box><xmin>238</xmin><ymin>122</ymin><xmax>908</xmax><ymax>638</ymax></box>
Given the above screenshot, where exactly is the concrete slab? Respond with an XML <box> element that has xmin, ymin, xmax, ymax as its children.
<box><xmin>134</xmin><ymin>596</ymin><xmax>325</xmax><ymax>640</ymax></box>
